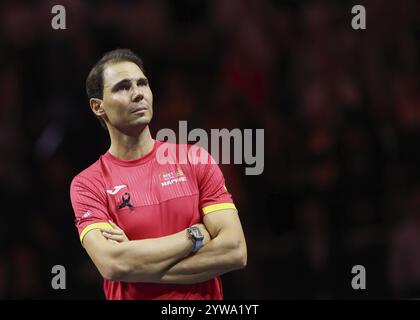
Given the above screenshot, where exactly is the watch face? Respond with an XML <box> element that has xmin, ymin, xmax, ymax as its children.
<box><xmin>190</xmin><ymin>227</ymin><xmax>204</xmax><ymax>240</ymax></box>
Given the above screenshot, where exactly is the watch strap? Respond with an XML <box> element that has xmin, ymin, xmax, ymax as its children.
<box><xmin>192</xmin><ymin>237</ymin><xmax>203</xmax><ymax>253</ymax></box>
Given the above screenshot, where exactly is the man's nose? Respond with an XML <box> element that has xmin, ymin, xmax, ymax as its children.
<box><xmin>132</xmin><ymin>85</ymin><xmax>144</xmax><ymax>102</ymax></box>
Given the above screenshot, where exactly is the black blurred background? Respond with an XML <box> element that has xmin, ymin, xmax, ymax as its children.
<box><xmin>0</xmin><ymin>0</ymin><xmax>420</xmax><ymax>299</ymax></box>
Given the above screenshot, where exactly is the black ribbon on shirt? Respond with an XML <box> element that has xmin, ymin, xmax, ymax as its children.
<box><xmin>117</xmin><ymin>192</ymin><xmax>134</xmax><ymax>209</ymax></box>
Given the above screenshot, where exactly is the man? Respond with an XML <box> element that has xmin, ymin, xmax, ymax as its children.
<box><xmin>70</xmin><ymin>48</ymin><xmax>247</xmax><ymax>300</ymax></box>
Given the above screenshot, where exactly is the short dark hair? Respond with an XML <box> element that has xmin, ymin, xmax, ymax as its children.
<box><xmin>86</xmin><ymin>48</ymin><xmax>146</xmax><ymax>129</ymax></box>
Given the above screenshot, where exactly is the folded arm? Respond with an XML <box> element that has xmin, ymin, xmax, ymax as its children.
<box><xmin>102</xmin><ymin>209</ymin><xmax>247</xmax><ymax>284</ymax></box>
<box><xmin>82</xmin><ymin>223</ymin><xmax>210</xmax><ymax>283</ymax></box>
<box><xmin>155</xmin><ymin>209</ymin><xmax>247</xmax><ymax>284</ymax></box>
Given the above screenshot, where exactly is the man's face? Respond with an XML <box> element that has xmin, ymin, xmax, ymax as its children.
<box><xmin>100</xmin><ymin>61</ymin><xmax>153</xmax><ymax>132</ymax></box>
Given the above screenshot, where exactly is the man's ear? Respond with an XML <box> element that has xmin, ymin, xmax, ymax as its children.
<box><xmin>90</xmin><ymin>98</ymin><xmax>105</xmax><ymax>117</ymax></box>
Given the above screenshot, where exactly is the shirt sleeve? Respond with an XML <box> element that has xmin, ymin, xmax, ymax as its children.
<box><xmin>70</xmin><ymin>173</ymin><xmax>112</xmax><ymax>245</ymax></box>
<box><xmin>189</xmin><ymin>145</ymin><xmax>237</xmax><ymax>217</ymax></box>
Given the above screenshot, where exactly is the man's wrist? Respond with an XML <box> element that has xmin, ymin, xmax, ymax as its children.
<box><xmin>187</xmin><ymin>226</ymin><xmax>204</xmax><ymax>253</ymax></box>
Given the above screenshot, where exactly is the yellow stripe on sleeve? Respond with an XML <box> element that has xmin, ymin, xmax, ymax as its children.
<box><xmin>202</xmin><ymin>203</ymin><xmax>237</xmax><ymax>215</ymax></box>
<box><xmin>80</xmin><ymin>222</ymin><xmax>112</xmax><ymax>245</ymax></box>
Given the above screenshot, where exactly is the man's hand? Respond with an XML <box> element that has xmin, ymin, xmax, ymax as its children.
<box><xmin>100</xmin><ymin>220</ymin><xmax>129</xmax><ymax>244</ymax></box>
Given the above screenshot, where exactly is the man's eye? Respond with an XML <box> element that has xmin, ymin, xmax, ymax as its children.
<box><xmin>118</xmin><ymin>86</ymin><xmax>130</xmax><ymax>91</ymax></box>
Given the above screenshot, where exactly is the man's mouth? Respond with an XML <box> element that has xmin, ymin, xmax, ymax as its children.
<box><xmin>131</xmin><ymin>106</ymin><xmax>148</xmax><ymax>114</ymax></box>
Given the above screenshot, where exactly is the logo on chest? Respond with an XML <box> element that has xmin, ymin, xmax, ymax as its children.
<box><xmin>106</xmin><ymin>185</ymin><xmax>127</xmax><ymax>195</ymax></box>
<box><xmin>160</xmin><ymin>167</ymin><xmax>188</xmax><ymax>187</ymax></box>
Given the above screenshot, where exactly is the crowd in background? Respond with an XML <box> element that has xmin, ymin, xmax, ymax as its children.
<box><xmin>0</xmin><ymin>0</ymin><xmax>419</xmax><ymax>299</ymax></box>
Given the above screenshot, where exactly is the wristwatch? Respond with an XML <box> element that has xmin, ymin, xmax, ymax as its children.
<box><xmin>187</xmin><ymin>226</ymin><xmax>204</xmax><ymax>253</ymax></box>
